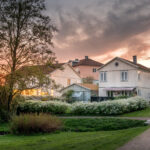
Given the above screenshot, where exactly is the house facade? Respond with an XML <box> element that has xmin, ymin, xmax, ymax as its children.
<box><xmin>98</xmin><ymin>56</ymin><xmax>150</xmax><ymax>100</ymax></box>
<box><xmin>70</xmin><ymin>56</ymin><xmax>103</xmax><ymax>84</ymax></box>
<box><xmin>21</xmin><ymin>63</ymin><xmax>82</xmax><ymax>97</ymax></box>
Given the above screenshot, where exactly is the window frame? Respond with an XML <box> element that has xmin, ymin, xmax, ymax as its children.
<box><xmin>121</xmin><ymin>71</ymin><xmax>128</xmax><ymax>82</ymax></box>
<box><xmin>100</xmin><ymin>71</ymin><xmax>107</xmax><ymax>82</ymax></box>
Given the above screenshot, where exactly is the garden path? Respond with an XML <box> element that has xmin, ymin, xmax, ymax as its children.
<box><xmin>118</xmin><ymin>128</ymin><xmax>150</xmax><ymax>150</ymax></box>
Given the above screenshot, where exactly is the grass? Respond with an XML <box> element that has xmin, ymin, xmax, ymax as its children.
<box><xmin>121</xmin><ymin>107</ymin><xmax>150</xmax><ymax>117</ymax></box>
<box><xmin>0</xmin><ymin>123</ymin><xmax>10</xmax><ymax>132</ymax></box>
<box><xmin>0</xmin><ymin>126</ymin><xmax>149</xmax><ymax>150</ymax></box>
<box><xmin>62</xmin><ymin>118</ymin><xmax>147</xmax><ymax>132</ymax></box>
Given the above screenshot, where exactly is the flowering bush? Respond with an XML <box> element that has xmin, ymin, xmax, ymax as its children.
<box><xmin>71</xmin><ymin>97</ymin><xmax>149</xmax><ymax>115</ymax></box>
<box><xmin>17</xmin><ymin>97</ymin><xmax>149</xmax><ymax>115</ymax></box>
<box><xmin>17</xmin><ymin>100</ymin><xmax>71</xmax><ymax>115</ymax></box>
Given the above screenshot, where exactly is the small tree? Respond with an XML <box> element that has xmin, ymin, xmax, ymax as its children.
<box><xmin>0</xmin><ymin>0</ymin><xmax>57</xmax><ymax>111</ymax></box>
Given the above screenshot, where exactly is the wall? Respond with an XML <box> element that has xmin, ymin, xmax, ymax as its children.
<box><xmin>137</xmin><ymin>71</ymin><xmax>150</xmax><ymax>100</ymax></box>
<box><xmin>73</xmin><ymin>65</ymin><xmax>100</xmax><ymax>80</ymax></box>
<box><xmin>50</xmin><ymin>64</ymin><xmax>82</xmax><ymax>96</ymax></box>
<box><xmin>98</xmin><ymin>59</ymin><xmax>138</xmax><ymax>96</ymax></box>
<box><xmin>62</xmin><ymin>84</ymin><xmax>91</xmax><ymax>101</ymax></box>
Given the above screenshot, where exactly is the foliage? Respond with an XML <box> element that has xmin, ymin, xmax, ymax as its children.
<box><xmin>114</xmin><ymin>95</ymin><xmax>129</xmax><ymax>100</ymax></box>
<box><xmin>62</xmin><ymin>118</ymin><xmax>146</xmax><ymax>132</ymax></box>
<box><xmin>17</xmin><ymin>100</ymin><xmax>71</xmax><ymax>115</ymax></box>
<box><xmin>11</xmin><ymin>94</ymin><xmax>25</xmax><ymax>113</ymax></box>
<box><xmin>16</xmin><ymin>97</ymin><xmax>148</xmax><ymax>116</ymax></box>
<box><xmin>11</xmin><ymin>114</ymin><xmax>62</xmax><ymax>134</ymax></box>
<box><xmin>62</xmin><ymin>90</ymin><xmax>74</xmax><ymax>102</ymax></box>
<box><xmin>71</xmin><ymin>97</ymin><xmax>149</xmax><ymax>115</ymax></box>
<box><xmin>82</xmin><ymin>76</ymin><xmax>94</xmax><ymax>84</ymax></box>
<box><xmin>0</xmin><ymin>86</ymin><xmax>11</xmax><ymax>122</ymax></box>
<box><xmin>0</xmin><ymin>127</ymin><xmax>148</xmax><ymax>150</ymax></box>
<box><xmin>0</xmin><ymin>0</ymin><xmax>57</xmax><ymax>111</ymax></box>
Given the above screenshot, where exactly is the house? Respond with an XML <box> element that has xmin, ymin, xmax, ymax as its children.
<box><xmin>70</xmin><ymin>56</ymin><xmax>103</xmax><ymax>84</ymax></box>
<box><xmin>21</xmin><ymin>63</ymin><xmax>82</xmax><ymax>97</ymax></box>
<box><xmin>98</xmin><ymin>56</ymin><xmax>150</xmax><ymax>100</ymax></box>
<box><xmin>61</xmin><ymin>83</ymin><xmax>98</xmax><ymax>101</ymax></box>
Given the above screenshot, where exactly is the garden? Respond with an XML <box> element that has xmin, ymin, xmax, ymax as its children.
<box><xmin>16</xmin><ymin>96</ymin><xmax>149</xmax><ymax>116</ymax></box>
<box><xmin>0</xmin><ymin>96</ymin><xmax>150</xmax><ymax>150</ymax></box>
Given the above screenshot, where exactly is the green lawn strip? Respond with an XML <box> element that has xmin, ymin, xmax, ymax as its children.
<box><xmin>0</xmin><ymin>126</ymin><xmax>148</xmax><ymax>150</ymax></box>
<box><xmin>120</xmin><ymin>107</ymin><xmax>150</xmax><ymax>117</ymax></box>
<box><xmin>62</xmin><ymin>118</ymin><xmax>147</xmax><ymax>132</ymax></box>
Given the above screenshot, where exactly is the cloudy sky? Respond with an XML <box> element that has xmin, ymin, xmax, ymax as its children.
<box><xmin>46</xmin><ymin>0</ymin><xmax>150</xmax><ymax>67</ymax></box>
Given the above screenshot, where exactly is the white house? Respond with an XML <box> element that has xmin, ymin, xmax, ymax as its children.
<box><xmin>21</xmin><ymin>63</ymin><xmax>82</xmax><ymax>97</ymax></box>
<box><xmin>98</xmin><ymin>56</ymin><xmax>150</xmax><ymax>100</ymax></box>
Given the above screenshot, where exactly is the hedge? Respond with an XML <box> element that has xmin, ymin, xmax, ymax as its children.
<box><xmin>71</xmin><ymin>97</ymin><xmax>149</xmax><ymax>115</ymax></box>
<box><xmin>17</xmin><ymin>101</ymin><xmax>71</xmax><ymax>114</ymax></box>
<box><xmin>17</xmin><ymin>97</ymin><xmax>149</xmax><ymax>115</ymax></box>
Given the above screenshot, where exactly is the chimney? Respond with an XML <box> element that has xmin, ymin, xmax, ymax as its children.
<box><xmin>85</xmin><ymin>56</ymin><xmax>88</xmax><ymax>60</ymax></box>
<box><xmin>133</xmin><ymin>56</ymin><xmax>137</xmax><ymax>64</ymax></box>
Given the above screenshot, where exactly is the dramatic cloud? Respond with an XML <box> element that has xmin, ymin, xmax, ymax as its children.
<box><xmin>46</xmin><ymin>0</ymin><xmax>150</xmax><ymax>67</ymax></box>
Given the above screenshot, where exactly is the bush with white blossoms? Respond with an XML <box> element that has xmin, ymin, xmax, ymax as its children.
<box><xmin>17</xmin><ymin>97</ymin><xmax>149</xmax><ymax>115</ymax></box>
<box><xmin>17</xmin><ymin>100</ymin><xmax>71</xmax><ymax>114</ymax></box>
<box><xmin>71</xmin><ymin>97</ymin><xmax>149</xmax><ymax>115</ymax></box>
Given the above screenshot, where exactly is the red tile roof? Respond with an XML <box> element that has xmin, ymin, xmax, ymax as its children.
<box><xmin>120</xmin><ymin>57</ymin><xmax>150</xmax><ymax>72</ymax></box>
<box><xmin>73</xmin><ymin>58</ymin><xmax>103</xmax><ymax>67</ymax></box>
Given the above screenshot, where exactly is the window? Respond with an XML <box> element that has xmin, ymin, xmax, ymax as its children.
<box><xmin>138</xmin><ymin>72</ymin><xmax>141</xmax><ymax>81</ymax></box>
<box><xmin>50</xmin><ymin>89</ymin><xmax>54</xmax><ymax>96</ymax></box>
<box><xmin>93</xmin><ymin>68</ymin><xmax>97</xmax><ymax>72</ymax></box>
<box><xmin>137</xmin><ymin>89</ymin><xmax>141</xmax><ymax>96</ymax></box>
<box><xmin>67</xmin><ymin>79</ymin><xmax>71</xmax><ymax>86</ymax></box>
<box><xmin>100</xmin><ymin>72</ymin><xmax>107</xmax><ymax>82</ymax></box>
<box><xmin>121</xmin><ymin>71</ymin><xmax>128</xmax><ymax>81</ymax></box>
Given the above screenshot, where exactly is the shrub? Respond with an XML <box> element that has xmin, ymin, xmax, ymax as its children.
<box><xmin>11</xmin><ymin>114</ymin><xmax>62</xmax><ymax>134</ymax></box>
<box><xmin>62</xmin><ymin>118</ymin><xmax>146</xmax><ymax>132</ymax></box>
<box><xmin>11</xmin><ymin>94</ymin><xmax>25</xmax><ymax>113</ymax></box>
<box><xmin>71</xmin><ymin>97</ymin><xmax>149</xmax><ymax>115</ymax></box>
<box><xmin>16</xmin><ymin>97</ymin><xmax>149</xmax><ymax>116</ymax></box>
<box><xmin>17</xmin><ymin>100</ymin><xmax>70</xmax><ymax>115</ymax></box>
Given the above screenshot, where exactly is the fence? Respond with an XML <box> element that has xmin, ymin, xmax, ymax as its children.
<box><xmin>91</xmin><ymin>96</ymin><xmax>114</xmax><ymax>102</ymax></box>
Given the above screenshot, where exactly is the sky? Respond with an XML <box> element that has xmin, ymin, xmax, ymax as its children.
<box><xmin>45</xmin><ymin>0</ymin><xmax>150</xmax><ymax>67</ymax></box>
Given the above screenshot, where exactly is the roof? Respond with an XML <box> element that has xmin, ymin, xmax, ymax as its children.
<box><xmin>61</xmin><ymin>83</ymin><xmax>98</xmax><ymax>91</ymax></box>
<box><xmin>98</xmin><ymin>57</ymin><xmax>150</xmax><ymax>72</ymax></box>
<box><xmin>19</xmin><ymin>63</ymin><xmax>65</xmax><ymax>74</ymax></box>
<box><xmin>18</xmin><ymin>63</ymin><xmax>81</xmax><ymax>78</ymax></box>
<box><xmin>73</xmin><ymin>58</ymin><xmax>103</xmax><ymax>67</ymax></box>
<box><xmin>104</xmin><ymin>87</ymin><xmax>135</xmax><ymax>91</ymax></box>
<box><xmin>78</xmin><ymin>83</ymin><xmax>98</xmax><ymax>91</ymax></box>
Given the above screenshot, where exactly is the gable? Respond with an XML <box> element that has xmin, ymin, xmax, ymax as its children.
<box><xmin>99</xmin><ymin>58</ymin><xmax>137</xmax><ymax>72</ymax></box>
<box><xmin>51</xmin><ymin>64</ymin><xmax>81</xmax><ymax>79</ymax></box>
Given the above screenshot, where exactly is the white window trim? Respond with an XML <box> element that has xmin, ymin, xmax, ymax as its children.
<box><xmin>121</xmin><ymin>71</ymin><xmax>128</xmax><ymax>82</ymax></box>
<box><xmin>100</xmin><ymin>71</ymin><xmax>107</xmax><ymax>82</ymax></box>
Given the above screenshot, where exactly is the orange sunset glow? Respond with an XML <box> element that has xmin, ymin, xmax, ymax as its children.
<box><xmin>46</xmin><ymin>0</ymin><xmax>150</xmax><ymax>67</ymax></box>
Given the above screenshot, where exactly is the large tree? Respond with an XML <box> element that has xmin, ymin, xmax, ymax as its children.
<box><xmin>0</xmin><ymin>0</ymin><xmax>57</xmax><ymax>110</ymax></box>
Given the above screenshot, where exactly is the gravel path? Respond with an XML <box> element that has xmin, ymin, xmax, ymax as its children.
<box><xmin>118</xmin><ymin>128</ymin><xmax>150</xmax><ymax>150</ymax></box>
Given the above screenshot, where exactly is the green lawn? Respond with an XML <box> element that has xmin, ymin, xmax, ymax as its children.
<box><xmin>121</xmin><ymin>107</ymin><xmax>150</xmax><ymax>117</ymax></box>
<box><xmin>0</xmin><ymin>127</ymin><xmax>149</xmax><ymax>150</ymax></box>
